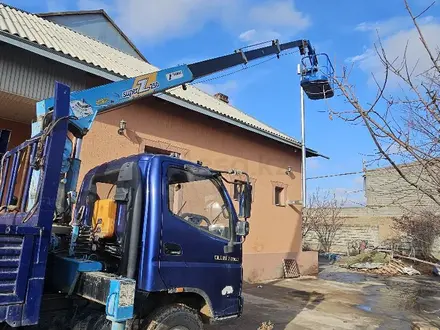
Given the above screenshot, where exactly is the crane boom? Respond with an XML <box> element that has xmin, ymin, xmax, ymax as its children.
<box><xmin>27</xmin><ymin>38</ymin><xmax>333</xmax><ymax>208</ymax></box>
<box><xmin>34</xmin><ymin>39</ymin><xmax>315</xmax><ymax>138</ymax></box>
<box><xmin>187</xmin><ymin>39</ymin><xmax>312</xmax><ymax>78</ymax></box>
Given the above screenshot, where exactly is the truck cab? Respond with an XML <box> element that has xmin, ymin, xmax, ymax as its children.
<box><xmin>64</xmin><ymin>153</ymin><xmax>247</xmax><ymax>326</ymax></box>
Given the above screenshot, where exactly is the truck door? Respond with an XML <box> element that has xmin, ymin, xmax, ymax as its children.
<box><xmin>159</xmin><ymin>160</ymin><xmax>242</xmax><ymax>318</ymax></box>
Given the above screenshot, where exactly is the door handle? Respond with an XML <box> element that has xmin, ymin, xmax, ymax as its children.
<box><xmin>164</xmin><ymin>242</ymin><xmax>182</xmax><ymax>256</ymax></box>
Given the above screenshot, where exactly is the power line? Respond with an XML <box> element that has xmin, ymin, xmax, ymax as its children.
<box><xmin>306</xmin><ymin>171</ymin><xmax>364</xmax><ymax>180</ymax></box>
<box><xmin>190</xmin><ymin>49</ymin><xmax>299</xmax><ymax>85</ymax></box>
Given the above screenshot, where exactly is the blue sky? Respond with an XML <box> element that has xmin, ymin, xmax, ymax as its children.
<box><xmin>6</xmin><ymin>0</ymin><xmax>440</xmax><ymax>205</ymax></box>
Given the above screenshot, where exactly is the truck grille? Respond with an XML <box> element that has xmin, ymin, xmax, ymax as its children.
<box><xmin>0</xmin><ymin>235</ymin><xmax>23</xmax><ymax>295</ymax></box>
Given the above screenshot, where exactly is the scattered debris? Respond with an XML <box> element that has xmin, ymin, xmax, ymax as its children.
<box><xmin>411</xmin><ymin>321</ymin><xmax>439</xmax><ymax>330</ymax></box>
<box><xmin>338</xmin><ymin>251</ymin><xmax>390</xmax><ymax>268</ymax></box>
<box><xmin>347</xmin><ymin>239</ymin><xmax>374</xmax><ymax>256</ymax></box>
<box><xmin>337</xmin><ymin>251</ymin><xmax>424</xmax><ymax>276</ymax></box>
<box><xmin>433</xmin><ymin>264</ymin><xmax>440</xmax><ymax>276</ymax></box>
<box><xmin>348</xmin><ymin>259</ymin><xmax>419</xmax><ymax>276</ymax></box>
<box><xmin>401</xmin><ymin>266</ymin><xmax>421</xmax><ymax>276</ymax></box>
<box><xmin>320</xmin><ymin>252</ymin><xmax>342</xmax><ymax>264</ymax></box>
<box><xmin>349</xmin><ymin>262</ymin><xmax>384</xmax><ymax>270</ymax></box>
<box><xmin>258</xmin><ymin>321</ymin><xmax>274</xmax><ymax>330</ymax></box>
<box><xmin>375</xmin><ymin>250</ymin><xmax>440</xmax><ymax>267</ymax></box>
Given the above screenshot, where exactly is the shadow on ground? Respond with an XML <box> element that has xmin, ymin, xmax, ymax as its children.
<box><xmin>209</xmin><ymin>256</ymin><xmax>440</xmax><ymax>330</ymax></box>
<box><xmin>207</xmin><ymin>280</ymin><xmax>324</xmax><ymax>330</ymax></box>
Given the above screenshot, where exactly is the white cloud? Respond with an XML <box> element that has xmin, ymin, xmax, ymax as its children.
<box><xmin>77</xmin><ymin>0</ymin><xmax>112</xmax><ymax>12</ymax></box>
<box><xmin>248</xmin><ymin>0</ymin><xmax>310</xmax><ymax>29</ymax></box>
<box><xmin>239</xmin><ymin>29</ymin><xmax>281</xmax><ymax>44</ymax></box>
<box><xmin>355</xmin><ymin>17</ymin><xmax>411</xmax><ymax>36</ymax></box>
<box><xmin>107</xmin><ymin>0</ymin><xmax>310</xmax><ymax>44</ymax></box>
<box><xmin>238</xmin><ymin>1</ymin><xmax>310</xmax><ymax>45</ymax></box>
<box><xmin>355</xmin><ymin>15</ymin><xmax>434</xmax><ymax>36</ymax></box>
<box><xmin>197</xmin><ymin>80</ymin><xmax>239</xmax><ymax>97</ymax></box>
<box><xmin>41</xmin><ymin>0</ymin><xmax>311</xmax><ymax>45</ymax></box>
<box><xmin>307</xmin><ymin>158</ymin><xmax>320</xmax><ymax>170</ymax></box>
<box><xmin>113</xmin><ymin>0</ymin><xmax>229</xmax><ymax>43</ymax></box>
<box><xmin>349</xmin><ymin>17</ymin><xmax>440</xmax><ymax>87</ymax></box>
<box><xmin>353</xmin><ymin>176</ymin><xmax>365</xmax><ymax>187</ymax></box>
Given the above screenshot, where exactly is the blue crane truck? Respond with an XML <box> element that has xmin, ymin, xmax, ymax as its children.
<box><xmin>0</xmin><ymin>39</ymin><xmax>334</xmax><ymax>329</ymax></box>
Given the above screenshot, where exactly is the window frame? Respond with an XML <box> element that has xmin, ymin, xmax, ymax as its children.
<box><xmin>271</xmin><ymin>181</ymin><xmax>288</xmax><ymax>207</ymax></box>
<box><xmin>165</xmin><ymin>165</ymin><xmax>233</xmax><ymax>241</ymax></box>
<box><xmin>274</xmin><ymin>186</ymin><xmax>284</xmax><ymax>206</ymax></box>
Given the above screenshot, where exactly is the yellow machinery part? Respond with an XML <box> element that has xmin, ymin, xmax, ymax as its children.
<box><xmin>92</xmin><ymin>199</ymin><xmax>117</xmax><ymax>239</ymax></box>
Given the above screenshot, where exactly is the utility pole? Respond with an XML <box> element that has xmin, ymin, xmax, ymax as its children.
<box><xmin>298</xmin><ymin>64</ymin><xmax>307</xmax><ymax>208</ymax></box>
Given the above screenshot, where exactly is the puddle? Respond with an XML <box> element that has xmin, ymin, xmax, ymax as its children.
<box><xmin>320</xmin><ymin>263</ymin><xmax>440</xmax><ymax>328</ymax></box>
<box><xmin>318</xmin><ymin>263</ymin><xmax>369</xmax><ymax>284</ymax></box>
<box><xmin>356</xmin><ymin>304</ymin><xmax>372</xmax><ymax>312</ymax></box>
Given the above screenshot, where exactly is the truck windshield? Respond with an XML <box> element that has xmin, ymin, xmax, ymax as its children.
<box><xmin>167</xmin><ymin>167</ymin><xmax>231</xmax><ymax>240</ymax></box>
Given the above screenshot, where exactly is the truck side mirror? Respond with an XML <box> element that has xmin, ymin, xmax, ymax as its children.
<box><xmin>236</xmin><ymin>220</ymin><xmax>249</xmax><ymax>237</ymax></box>
<box><xmin>238</xmin><ymin>183</ymin><xmax>252</xmax><ymax>219</ymax></box>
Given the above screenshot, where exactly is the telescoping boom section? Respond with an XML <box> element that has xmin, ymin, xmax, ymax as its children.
<box><xmin>0</xmin><ymin>39</ymin><xmax>335</xmax><ymax>328</ymax></box>
<box><xmin>34</xmin><ymin>39</ymin><xmax>334</xmax><ymax>138</ymax></box>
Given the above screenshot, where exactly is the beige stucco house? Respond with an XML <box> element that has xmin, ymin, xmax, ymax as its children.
<box><xmin>0</xmin><ymin>4</ymin><xmax>320</xmax><ymax>281</ymax></box>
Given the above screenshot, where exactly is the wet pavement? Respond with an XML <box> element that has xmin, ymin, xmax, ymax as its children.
<box><xmin>207</xmin><ymin>259</ymin><xmax>440</xmax><ymax>329</ymax></box>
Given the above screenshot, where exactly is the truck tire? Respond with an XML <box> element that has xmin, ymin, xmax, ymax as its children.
<box><xmin>144</xmin><ymin>304</ymin><xmax>203</xmax><ymax>330</ymax></box>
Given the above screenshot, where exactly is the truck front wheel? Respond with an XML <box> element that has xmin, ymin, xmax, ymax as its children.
<box><xmin>144</xmin><ymin>304</ymin><xmax>203</xmax><ymax>330</ymax></box>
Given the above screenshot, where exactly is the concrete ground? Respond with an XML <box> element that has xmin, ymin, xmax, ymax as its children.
<box><xmin>208</xmin><ymin>260</ymin><xmax>440</xmax><ymax>330</ymax></box>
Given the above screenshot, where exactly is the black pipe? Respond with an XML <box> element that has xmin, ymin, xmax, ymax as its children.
<box><xmin>126</xmin><ymin>180</ymin><xmax>142</xmax><ymax>279</ymax></box>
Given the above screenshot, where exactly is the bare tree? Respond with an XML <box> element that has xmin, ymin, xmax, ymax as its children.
<box><xmin>329</xmin><ymin>0</ymin><xmax>440</xmax><ymax>210</ymax></box>
<box><xmin>304</xmin><ymin>189</ymin><xmax>346</xmax><ymax>252</ymax></box>
<box><xmin>392</xmin><ymin>210</ymin><xmax>440</xmax><ymax>259</ymax></box>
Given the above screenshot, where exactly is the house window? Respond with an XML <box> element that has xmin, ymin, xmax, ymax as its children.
<box><xmin>274</xmin><ymin>186</ymin><xmax>284</xmax><ymax>206</ymax></box>
<box><xmin>271</xmin><ymin>181</ymin><xmax>287</xmax><ymax>207</ymax></box>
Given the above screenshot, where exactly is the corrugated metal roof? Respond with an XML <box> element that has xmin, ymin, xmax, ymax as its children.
<box><xmin>0</xmin><ymin>3</ymin><xmax>303</xmax><ymax>148</ymax></box>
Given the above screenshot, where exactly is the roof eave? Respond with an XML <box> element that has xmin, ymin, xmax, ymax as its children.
<box><xmin>0</xmin><ymin>31</ymin><xmax>324</xmax><ymax>157</ymax></box>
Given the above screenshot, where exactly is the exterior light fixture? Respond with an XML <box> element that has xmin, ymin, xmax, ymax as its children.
<box><xmin>118</xmin><ymin>119</ymin><xmax>126</xmax><ymax>135</ymax></box>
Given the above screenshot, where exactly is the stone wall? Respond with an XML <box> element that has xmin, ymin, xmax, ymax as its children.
<box><xmin>365</xmin><ymin>165</ymin><xmax>440</xmax><ymax>211</ymax></box>
<box><xmin>433</xmin><ymin>237</ymin><xmax>440</xmax><ymax>258</ymax></box>
<box><xmin>303</xmin><ymin>212</ymin><xmax>440</xmax><ymax>256</ymax></box>
<box><xmin>304</xmin><ymin>224</ymin><xmax>380</xmax><ymax>253</ymax></box>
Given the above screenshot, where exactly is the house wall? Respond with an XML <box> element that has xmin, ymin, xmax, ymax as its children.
<box><xmin>0</xmin><ymin>43</ymin><xmax>89</xmax><ymax>100</ymax></box>
<box><xmin>0</xmin><ymin>43</ymin><xmax>108</xmax><ymax>124</ymax></box>
<box><xmin>44</xmin><ymin>14</ymin><xmax>142</xmax><ymax>60</ymax></box>
<box><xmin>79</xmin><ymin>96</ymin><xmax>310</xmax><ymax>282</ymax></box>
<box><xmin>0</xmin><ymin>118</ymin><xmax>30</xmax><ymax>149</ymax></box>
